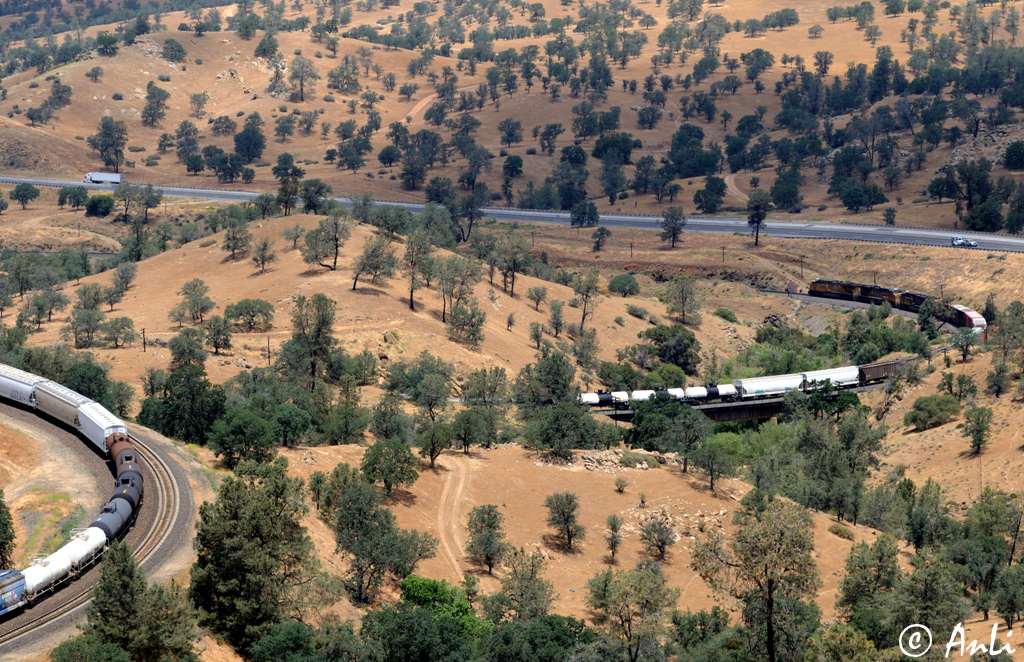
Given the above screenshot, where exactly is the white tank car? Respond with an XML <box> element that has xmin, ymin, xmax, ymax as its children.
<box><xmin>631</xmin><ymin>390</ymin><xmax>656</xmax><ymax>402</ymax></box>
<box><xmin>685</xmin><ymin>386</ymin><xmax>708</xmax><ymax>399</ymax></box>
<box><xmin>579</xmin><ymin>393</ymin><xmax>601</xmax><ymax>405</ymax></box>
<box><xmin>23</xmin><ymin>549</ymin><xmax>73</xmax><ymax>598</ymax></box>
<box><xmin>61</xmin><ymin>528</ymin><xmax>107</xmax><ymax>571</ymax></box>
<box><xmin>666</xmin><ymin>388</ymin><xmax>685</xmax><ymax>400</ymax></box>
<box><xmin>611</xmin><ymin>391</ymin><xmax>630</xmax><ymax>406</ymax></box>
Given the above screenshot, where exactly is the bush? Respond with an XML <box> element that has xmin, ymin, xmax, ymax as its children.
<box><xmin>85</xmin><ymin>195</ymin><xmax>115</xmax><ymax>217</ymax></box>
<box><xmin>323</xmin><ymin>95</ymin><xmax>335</xmax><ymax>102</ymax></box>
<box><xmin>112</xmin><ymin>93</ymin><xmax>124</xmax><ymax>100</ymax></box>
<box><xmin>127</xmin><ymin>145</ymin><xmax>146</xmax><ymax>152</ymax></box>
<box><xmin>713</xmin><ymin>307</ymin><xmax>739</xmax><ymax>323</ymax></box>
<box><xmin>614</xmin><ymin>316</ymin><xmax>625</xmax><ymax>326</ymax></box>
<box><xmin>828</xmin><ymin>523</ymin><xmax>855</xmax><ymax>540</ymax></box>
<box><xmin>904</xmin><ymin>394</ymin><xmax>960</xmax><ymax>431</ymax></box>
<box><xmin>158</xmin><ymin>74</ymin><xmax>171</xmax><ymax>82</ymax></box>
<box><xmin>1006</xmin><ymin>141</ymin><xmax>1024</xmax><ymax>170</ymax></box>
<box><xmin>194</xmin><ymin>58</ymin><xmax>203</xmax><ymax>65</ymax></box>
<box><xmin>526</xmin><ymin>147</ymin><xmax>537</xmax><ymax>155</ymax></box>
<box><xmin>620</xmin><ymin>451</ymin><xmax>657</xmax><ymax>468</ymax></box>
<box><xmin>145</xmin><ymin>157</ymin><xmax>158</xmax><ymax>166</ymax></box>
<box><xmin>626</xmin><ymin>304</ymin><xmax>649</xmax><ymax>319</ymax></box>
<box><xmin>28</xmin><ymin>81</ymin><xmax>38</xmax><ymax>89</ymax></box>
<box><xmin>608</xmin><ymin>273</ymin><xmax>640</xmax><ymax>297</ymax></box>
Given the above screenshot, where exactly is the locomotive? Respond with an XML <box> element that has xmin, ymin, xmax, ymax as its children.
<box><xmin>808</xmin><ymin>279</ymin><xmax>987</xmax><ymax>334</ymax></box>
<box><xmin>581</xmin><ymin>356</ymin><xmax>916</xmax><ymax>409</ymax></box>
<box><xmin>0</xmin><ymin>364</ymin><xmax>141</xmax><ymax>617</ymax></box>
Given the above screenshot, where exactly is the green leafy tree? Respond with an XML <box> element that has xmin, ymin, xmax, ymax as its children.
<box><xmin>361</xmin><ymin>437</ymin><xmax>420</xmax><ymax>494</ymax></box>
<box><xmin>747</xmin><ymin>189</ymin><xmax>771</xmax><ymax>246</ymax></box>
<box><xmin>301</xmin><ymin>213</ymin><xmax>353</xmax><ymax>271</ymax></box>
<box><xmin>224</xmin><ymin>299</ymin><xmax>274</xmax><ymax>331</ymax></box>
<box><xmin>605</xmin><ymin>514</ymin><xmax>623</xmax><ymax>563</ymax></box>
<box><xmin>659</xmin><ymin>206</ymin><xmax>686</xmax><ymax>248</ymax></box>
<box><xmin>585</xmin><ymin>561</ymin><xmax>680</xmax><ymax>662</ymax></box>
<box><xmin>691</xmin><ymin>437</ymin><xmax>736</xmax><ymax>492</ymax></box>
<box><xmin>202</xmin><ymin>315</ymin><xmax>232</xmax><ymax>355</ymax></box>
<box><xmin>88</xmin><ymin>117</ymin><xmax>128</xmax><ymax>172</ymax></box>
<box><xmin>608</xmin><ymin>274</ymin><xmax>640</xmax><ymax>297</ymax></box>
<box><xmin>526</xmin><ymin>286</ymin><xmax>548</xmax><ymax>311</ymax></box>
<box><xmin>467</xmin><ymin>504</ymin><xmax>509</xmax><ymax>574</ymax></box>
<box><xmin>83</xmin><ymin>540</ymin><xmax>147</xmax><ymax>651</ymax></box>
<box><xmin>209</xmin><ymin>407</ymin><xmax>276</xmax><ymax>468</ymax></box>
<box><xmin>417</xmin><ymin>421</ymin><xmax>453</xmax><ymax>468</ymax></box>
<box><xmin>545</xmin><ymin>491</ymin><xmax>585</xmax><ymax>552</ymax></box>
<box><xmin>0</xmin><ymin>490</ymin><xmax>13</xmax><ymax>568</ymax></box>
<box><xmin>952</xmin><ymin>327</ymin><xmax>977</xmax><ymax>362</ymax></box>
<box><xmin>190</xmin><ymin>458</ymin><xmax>318</xmax><ymax>652</ymax></box>
<box><xmin>662</xmin><ymin>274</ymin><xmax>703</xmax><ymax>326</ymax></box>
<box><xmin>958</xmin><ymin>406</ymin><xmax>994</xmax><ymax>454</ymax></box>
<box><xmin>351</xmin><ymin>235</ymin><xmax>397</xmax><ymax>290</ymax></box>
<box><xmin>490</xmin><ymin>547</ymin><xmax>556</xmax><ymax>620</ymax></box>
<box><xmin>10</xmin><ymin>183</ymin><xmax>40</xmax><ymax>209</ymax></box>
<box><xmin>50</xmin><ymin>636</ymin><xmax>130</xmax><ymax>662</ymax></box>
<box><xmin>692</xmin><ymin>501</ymin><xmax>821</xmax><ymax>662</ymax></box>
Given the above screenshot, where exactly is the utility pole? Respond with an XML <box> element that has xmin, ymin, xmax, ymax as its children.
<box><xmin>141</xmin><ymin>328</ymin><xmax>146</xmax><ymax>352</ymax></box>
<box><xmin>629</xmin><ymin>242</ymin><xmax>633</xmax><ymax>258</ymax></box>
<box><xmin>267</xmin><ymin>336</ymin><xmax>271</xmax><ymax>366</ymax></box>
<box><xmin>722</xmin><ymin>246</ymin><xmax>726</xmax><ymax>264</ymax></box>
<box><xmin>799</xmin><ymin>255</ymin><xmax>804</xmax><ymax>278</ymax></box>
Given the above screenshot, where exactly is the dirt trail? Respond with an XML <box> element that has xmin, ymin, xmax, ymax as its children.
<box><xmin>406</xmin><ymin>85</ymin><xmax>479</xmax><ymax>122</ymax></box>
<box><xmin>20</xmin><ymin>214</ymin><xmax>121</xmax><ymax>251</ymax></box>
<box><xmin>724</xmin><ymin>173</ymin><xmax>750</xmax><ymax>203</ymax></box>
<box><xmin>435</xmin><ymin>452</ymin><xmax>469</xmax><ymax>579</ymax></box>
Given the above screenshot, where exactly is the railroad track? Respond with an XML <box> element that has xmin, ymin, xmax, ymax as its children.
<box><xmin>0</xmin><ymin>433</ymin><xmax>178</xmax><ymax>648</ymax></box>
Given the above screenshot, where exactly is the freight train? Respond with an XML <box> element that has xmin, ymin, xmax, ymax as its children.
<box><xmin>581</xmin><ymin>356</ymin><xmax>916</xmax><ymax>409</ymax></box>
<box><xmin>807</xmin><ymin>279</ymin><xmax>987</xmax><ymax>334</ymax></box>
<box><xmin>0</xmin><ymin>364</ymin><xmax>141</xmax><ymax>617</ymax></box>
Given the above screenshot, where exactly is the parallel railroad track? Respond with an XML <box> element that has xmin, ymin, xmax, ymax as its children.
<box><xmin>0</xmin><ymin>432</ymin><xmax>178</xmax><ymax>648</ymax></box>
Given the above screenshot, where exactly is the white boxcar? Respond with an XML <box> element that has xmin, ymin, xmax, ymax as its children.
<box><xmin>61</xmin><ymin>528</ymin><xmax>107</xmax><ymax>571</ymax></box>
<box><xmin>23</xmin><ymin>549</ymin><xmax>72</xmax><ymax>597</ymax></box>
<box><xmin>0</xmin><ymin>365</ymin><xmax>47</xmax><ymax>406</ymax></box>
<box><xmin>78</xmin><ymin>402</ymin><xmax>126</xmax><ymax>452</ymax></box>
<box><xmin>34</xmin><ymin>381</ymin><xmax>92</xmax><ymax>429</ymax></box>
<box><xmin>733</xmin><ymin>374</ymin><xmax>805</xmax><ymax>398</ymax></box>
<box><xmin>802</xmin><ymin>367</ymin><xmax>861</xmax><ymax>389</ymax></box>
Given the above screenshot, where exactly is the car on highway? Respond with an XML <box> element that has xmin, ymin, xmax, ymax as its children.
<box><xmin>952</xmin><ymin>236</ymin><xmax>977</xmax><ymax>247</ymax></box>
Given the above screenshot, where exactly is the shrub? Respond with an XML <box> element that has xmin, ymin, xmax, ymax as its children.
<box><xmin>614</xmin><ymin>476</ymin><xmax>628</xmax><ymax>492</ymax></box>
<box><xmin>158</xmin><ymin>74</ymin><xmax>172</xmax><ymax>82</ymax></box>
<box><xmin>145</xmin><ymin>157</ymin><xmax>158</xmax><ymax>166</ymax></box>
<box><xmin>614</xmin><ymin>316</ymin><xmax>625</xmax><ymax>326</ymax></box>
<box><xmin>828</xmin><ymin>523</ymin><xmax>855</xmax><ymax>540</ymax></box>
<box><xmin>526</xmin><ymin>147</ymin><xmax>537</xmax><ymax>155</ymax></box>
<box><xmin>85</xmin><ymin>195</ymin><xmax>115</xmax><ymax>217</ymax></box>
<box><xmin>620</xmin><ymin>451</ymin><xmax>656</xmax><ymax>468</ymax></box>
<box><xmin>112</xmin><ymin>92</ymin><xmax>123</xmax><ymax>100</ymax></box>
<box><xmin>28</xmin><ymin>81</ymin><xmax>39</xmax><ymax>89</ymax></box>
<box><xmin>713</xmin><ymin>307</ymin><xmax>738</xmax><ymax>323</ymax></box>
<box><xmin>626</xmin><ymin>304</ymin><xmax>648</xmax><ymax>319</ymax></box>
<box><xmin>903</xmin><ymin>394</ymin><xmax>960</xmax><ymax>431</ymax></box>
<box><xmin>195</xmin><ymin>58</ymin><xmax>203</xmax><ymax>65</ymax></box>
<box><xmin>1006</xmin><ymin>141</ymin><xmax>1024</xmax><ymax>170</ymax></box>
<box><xmin>608</xmin><ymin>273</ymin><xmax>640</xmax><ymax>297</ymax></box>
<box><xmin>568</xmin><ymin>297</ymin><xmax>581</xmax><ymax>308</ymax></box>
<box><xmin>323</xmin><ymin>94</ymin><xmax>335</xmax><ymax>102</ymax></box>
<box><xmin>237</xmin><ymin>110</ymin><xmax>245</xmax><ymax>117</ymax></box>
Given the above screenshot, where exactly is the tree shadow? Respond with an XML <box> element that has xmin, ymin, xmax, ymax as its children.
<box><xmin>542</xmin><ymin>533</ymin><xmax>583</xmax><ymax>555</ymax></box>
<box><xmin>352</xmin><ymin>286</ymin><xmax>387</xmax><ymax>296</ymax></box>
<box><xmin>248</xmin><ymin>268</ymin><xmax>275</xmax><ymax>278</ymax></box>
<box><xmin>385</xmin><ymin>488</ymin><xmax>417</xmax><ymax>507</ymax></box>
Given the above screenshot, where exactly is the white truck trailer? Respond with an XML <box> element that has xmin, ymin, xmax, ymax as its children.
<box><xmin>82</xmin><ymin>172</ymin><xmax>124</xmax><ymax>184</ymax></box>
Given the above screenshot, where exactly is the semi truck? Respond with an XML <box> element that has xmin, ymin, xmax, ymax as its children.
<box><xmin>82</xmin><ymin>172</ymin><xmax>124</xmax><ymax>184</ymax></box>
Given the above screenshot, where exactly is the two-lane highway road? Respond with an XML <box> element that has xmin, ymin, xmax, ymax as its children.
<box><xmin>4</xmin><ymin>174</ymin><xmax>1022</xmax><ymax>253</ymax></box>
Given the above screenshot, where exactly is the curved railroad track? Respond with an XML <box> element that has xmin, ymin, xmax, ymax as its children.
<box><xmin>0</xmin><ymin>432</ymin><xmax>179</xmax><ymax>649</ymax></box>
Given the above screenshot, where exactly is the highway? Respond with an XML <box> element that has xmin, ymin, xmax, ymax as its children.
<box><xmin>4</xmin><ymin>174</ymin><xmax>1024</xmax><ymax>253</ymax></box>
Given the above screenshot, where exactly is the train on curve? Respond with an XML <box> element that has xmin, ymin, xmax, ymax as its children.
<box><xmin>581</xmin><ymin>356</ymin><xmax>916</xmax><ymax>409</ymax></box>
<box><xmin>0</xmin><ymin>363</ymin><xmax>142</xmax><ymax>618</ymax></box>
<box><xmin>807</xmin><ymin>279</ymin><xmax>987</xmax><ymax>334</ymax></box>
